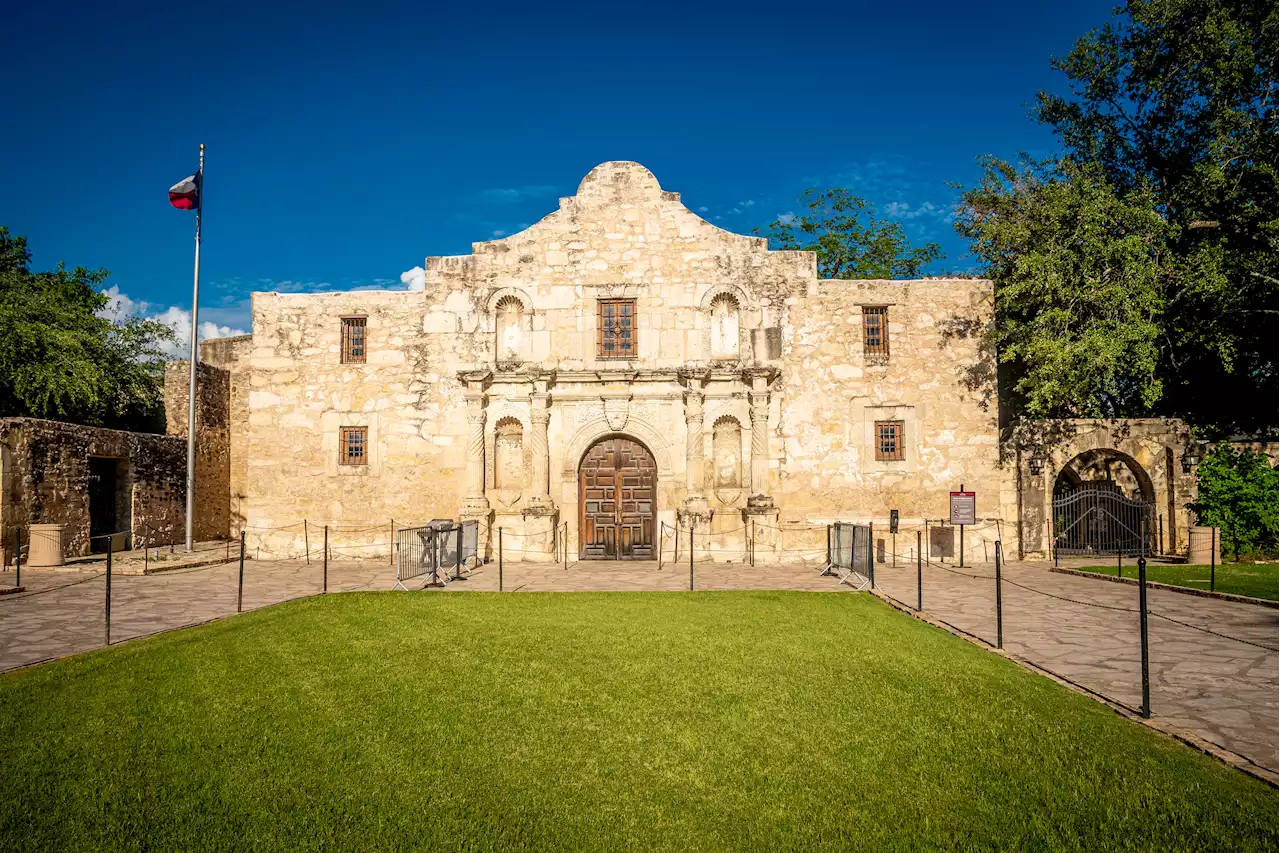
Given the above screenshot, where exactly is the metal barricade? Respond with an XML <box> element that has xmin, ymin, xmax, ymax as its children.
<box><xmin>394</xmin><ymin>519</ymin><xmax>480</xmax><ymax>590</ymax></box>
<box><xmin>827</xmin><ymin>522</ymin><xmax>872</xmax><ymax>588</ymax></box>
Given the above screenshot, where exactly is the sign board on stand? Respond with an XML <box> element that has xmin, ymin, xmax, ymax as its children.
<box><xmin>949</xmin><ymin>490</ymin><xmax>976</xmax><ymax>525</ymax></box>
<box><xmin>949</xmin><ymin>486</ymin><xmax>976</xmax><ymax>567</ymax></box>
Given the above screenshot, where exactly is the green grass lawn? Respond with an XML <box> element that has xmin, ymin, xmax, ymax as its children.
<box><xmin>0</xmin><ymin>593</ymin><xmax>1274</xmax><ymax>852</ymax></box>
<box><xmin>1076</xmin><ymin>562</ymin><xmax>1279</xmax><ymax>601</ymax></box>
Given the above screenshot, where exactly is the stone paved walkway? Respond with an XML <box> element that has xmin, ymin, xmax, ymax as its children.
<box><xmin>0</xmin><ymin>556</ymin><xmax>1274</xmax><ymax>778</ymax></box>
<box><xmin>870</xmin><ymin>557</ymin><xmax>1278</xmax><ymax>776</ymax></box>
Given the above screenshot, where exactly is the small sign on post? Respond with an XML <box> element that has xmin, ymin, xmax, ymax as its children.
<box><xmin>950</xmin><ymin>486</ymin><xmax>976</xmax><ymax>568</ymax></box>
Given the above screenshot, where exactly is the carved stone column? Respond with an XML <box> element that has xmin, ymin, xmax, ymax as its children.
<box><xmin>748</xmin><ymin>391</ymin><xmax>770</xmax><ymax>501</ymax></box>
<box><xmin>528</xmin><ymin>401</ymin><xmax>551</xmax><ymax>503</ymax></box>
<box><xmin>684</xmin><ymin>390</ymin><xmax>705</xmax><ymax>499</ymax></box>
<box><xmin>742</xmin><ymin>369</ymin><xmax>778</xmax><ymax>552</ymax></box>
<box><xmin>464</xmin><ymin>398</ymin><xmax>488</xmax><ymax>505</ymax></box>
<box><xmin>520</xmin><ymin>380</ymin><xmax>557</xmax><ymax>560</ymax></box>
<box><xmin>458</xmin><ymin>372</ymin><xmax>493</xmax><ymax>531</ymax></box>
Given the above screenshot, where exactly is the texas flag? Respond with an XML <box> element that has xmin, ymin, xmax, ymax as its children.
<box><xmin>168</xmin><ymin>172</ymin><xmax>201</xmax><ymax>210</ymax></box>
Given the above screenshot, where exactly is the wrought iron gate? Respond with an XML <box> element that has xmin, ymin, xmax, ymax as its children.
<box><xmin>1052</xmin><ymin>485</ymin><xmax>1154</xmax><ymax>557</ymax></box>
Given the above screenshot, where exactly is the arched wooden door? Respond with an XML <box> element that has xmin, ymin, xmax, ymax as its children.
<box><xmin>579</xmin><ymin>436</ymin><xmax>656</xmax><ymax>560</ymax></box>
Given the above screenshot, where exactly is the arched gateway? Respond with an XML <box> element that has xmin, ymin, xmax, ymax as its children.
<box><xmin>579</xmin><ymin>435</ymin><xmax>656</xmax><ymax>560</ymax></box>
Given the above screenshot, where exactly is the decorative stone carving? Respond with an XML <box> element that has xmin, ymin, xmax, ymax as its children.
<box><xmin>603</xmin><ymin>396</ymin><xmax>630</xmax><ymax>431</ymax></box>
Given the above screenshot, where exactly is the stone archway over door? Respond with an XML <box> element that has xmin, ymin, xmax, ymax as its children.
<box><xmin>579</xmin><ymin>436</ymin><xmax>656</xmax><ymax>560</ymax></box>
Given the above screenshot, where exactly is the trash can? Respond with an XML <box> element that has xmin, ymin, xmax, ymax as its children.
<box><xmin>1187</xmin><ymin>526</ymin><xmax>1219</xmax><ymax>565</ymax></box>
<box><xmin>28</xmin><ymin>524</ymin><xmax>66</xmax><ymax>567</ymax></box>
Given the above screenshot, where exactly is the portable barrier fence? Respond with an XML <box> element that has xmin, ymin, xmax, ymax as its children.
<box><xmin>825</xmin><ymin>522</ymin><xmax>873</xmax><ymax>588</ymax></box>
<box><xmin>394</xmin><ymin>519</ymin><xmax>479</xmax><ymax>590</ymax></box>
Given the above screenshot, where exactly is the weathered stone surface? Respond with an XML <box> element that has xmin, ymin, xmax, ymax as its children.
<box><xmin>237</xmin><ymin>161</ymin><xmax>1009</xmax><ymax>560</ymax></box>
<box><xmin>0</xmin><ymin>418</ymin><xmax>189</xmax><ymax>556</ymax></box>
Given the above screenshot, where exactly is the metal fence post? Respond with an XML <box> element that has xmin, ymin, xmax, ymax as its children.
<box><xmin>304</xmin><ymin>519</ymin><xmax>310</xmax><ymax>565</ymax></box>
<box><xmin>750</xmin><ymin>518</ymin><xmax>756</xmax><ymax>567</ymax></box>
<box><xmin>1210</xmin><ymin>527</ymin><xmax>1216</xmax><ymax>591</ymax></box>
<box><xmin>1138</xmin><ymin>516</ymin><xmax>1150</xmax><ymax>718</ymax></box>
<box><xmin>995</xmin><ymin>540</ymin><xmax>1004</xmax><ymax>649</ymax></box>
<box><xmin>237</xmin><ymin>531</ymin><xmax>245</xmax><ymax>613</ymax></box>
<box><xmin>916</xmin><ymin>529</ymin><xmax>922</xmax><ymax>611</ymax></box>
<box><xmin>498</xmin><ymin>527</ymin><xmax>503</xmax><ymax>592</ymax></box>
<box><xmin>14</xmin><ymin>527</ymin><xmax>21</xmax><ymax>588</ymax></box>
<box><xmin>105</xmin><ymin>544</ymin><xmax>112</xmax><ymax>646</ymax></box>
<box><xmin>658</xmin><ymin>522</ymin><xmax>664</xmax><ymax>570</ymax></box>
<box><xmin>825</xmin><ymin>524</ymin><xmax>831</xmax><ymax>572</ymax></box>
<box><xmin>390</xmin><ymin>519</ymin><xmax>395</xmax><ymax>566</ymax></box>
<box><xmin>1117</xmin><ymin>548</ymin><xmax>1123</xmax><ymax>578</ymax></box>
<box><xmin>689</xmin><ymin>525</ymin><xmax>694</xmax><ymax>591</ymax></box>
<box><xmin>455</xmin><ymin>525</ymin><xmax>463</xmax><ymax>581</ymax></box>
<box><xmin>563</xmin><ymin>522</ymin><xmax>568</xmax><ymax>571</ymax></box>
<box><xmin>323</xmin><ymin>525</ymin><xmax>329</xmax><ymax>593</ymax></box>
<box><xmin>868</xmin><ymin>522</ymin><xmax>875</xmax><ymax>588</ymax></box>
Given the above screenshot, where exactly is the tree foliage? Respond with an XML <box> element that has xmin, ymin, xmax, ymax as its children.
<box><xmin>956</xmin><ymin>156</ymin><xmax>1172</xmax><ymax>418</ymax></box>
<box><xmin>757</xmin><ymin>189</ymin><xmax>944</xmax><ymax>279</ymax></box>
<box><xmin>1188</xmin><ymin>443</ymin><xmax>1279</xmax><ymax>559</ymax></box>
<box><xmin>0</xmin><ymin>226</ymin><xmax>174</xmax><ymax>431</ymax></box>
<box><xmin>957</xmin><ymin>0</ymin><xmax>1278</xmax><ymax>433</ymax></box>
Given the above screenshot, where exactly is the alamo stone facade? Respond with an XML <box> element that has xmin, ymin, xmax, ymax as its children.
<box><xmin>230</xmin><ymin>161</ymin><xmax>1014</xmax><ymax>562</ymax></box>
<box><xmin>2</xmin><ymin>161</ymin><xmax>1214</xmax><ymax>565</ymax></box>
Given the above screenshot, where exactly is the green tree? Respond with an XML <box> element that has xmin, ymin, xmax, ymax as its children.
<box><xmin>0</xmin><ymin>226</ymin><xmax>175</xmax><ymax>431</ymax></box>
<box><xmin>955</xmin><ymin>156</ymin><xmax>1172</xmax><ymax>419</ymax></box>
<box><xmin>1188</xmin><ymin>443</ymin><xmax>1279</xmax><ymax>559</ymax></box>
<box><xmin>757</xmin><ymin>189</ymin><xmax>944</xmax><ymax>279</ymax></box>
<box><xmin>958</xmin><ymin>0</ymin><xmax>1278</xmax><ymax>433</ymax></box>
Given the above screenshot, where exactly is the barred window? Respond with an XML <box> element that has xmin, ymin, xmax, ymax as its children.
<box><xmin>341</xmin><ymin>317</ymin><xmax>367</xmax><ymax>364</ymax></box>
<box><xmin>863</xmin><ymin>307</ymin><xmax>889</xmax><ymax>364</ymax></box>
<box><xmin>597</xmin><ymin>299</ymin><xmax>636</xmax><ymax>358</ymax></box>
<box><xmin>339</xmin><ymin>426</ymin><xmax>368</xmax><ymax>465</ymax></box>
<box><xmin>875</xmin><ymin>420</ymin><xmax>904</xmax><ymax>462</ymax></box>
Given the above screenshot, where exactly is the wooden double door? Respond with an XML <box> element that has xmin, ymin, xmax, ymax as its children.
<box><xmin>579</xmin><ymin>436</ymin><xmax>656</xmax><ymax>560</ymax></box>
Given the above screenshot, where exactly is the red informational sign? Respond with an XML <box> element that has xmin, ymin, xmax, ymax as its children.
<box><xmin>949</xmin><ymin>490</ymin><xmax>976</xmax><ymax>526</ymax></box>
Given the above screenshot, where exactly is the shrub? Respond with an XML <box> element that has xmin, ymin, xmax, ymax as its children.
<box><xmin>1188</xmin><ymin>444</ymin><xmax>1279</xmax><ymax>560</ymax></box>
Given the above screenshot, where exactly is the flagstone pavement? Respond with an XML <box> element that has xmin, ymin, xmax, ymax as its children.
<box><xmin>0</xmin><ymin>553</ymin><xmax>1274</xmax><ymax>779</ymax></box>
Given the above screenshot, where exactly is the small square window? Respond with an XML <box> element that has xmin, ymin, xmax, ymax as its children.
<box><xmin>339</xmin><ymin>426</ymin><xmax>368</xmax><ymax>465</ymax></box>
<box><xmin>597</xmin><ymin>299</ymin><xmax>636</xmax><ymax>358</ymax></box>
<box><xmin>863</xmin><ymin>307</ymin><xmax>889</xmax><ymax>364</ymax></box>
<box><xmin>875</xmin><ymin>420</ymin><xmax>904</xmax><ymax>462</ymax></box>
<box><xmin>341</xmin><ymin>317</ymin><xmax>367</xmax><ymax>364</ymax></box>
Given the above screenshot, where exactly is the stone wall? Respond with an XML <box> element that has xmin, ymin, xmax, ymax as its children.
<box><xmin>163</xmin><ymin>360</ymin><xmax>231</xmax><ymax>540</ymax></box>
<box><xmin>199</xmin><ymin>335</ymin><xmax>252</xmax><ymax>532</ymax></box>
<box><xmin>0</xmin><ymin>418</ymin><xmax>187</xmax><ymax>556</ymax></box>
<box><xmin>773</xmin><ymin>277</ymin><xmax>1008</xmax><ymax>560</ymax></box>
<box><xmin>237</xmin><ymin>162</ymin><xmax>1011</xmax><ymax>562</ymax></box>
<box><xmin>1013</xmin><ymin>418</ymin><xmax>1196</xmax><ymax>558</ymax></box>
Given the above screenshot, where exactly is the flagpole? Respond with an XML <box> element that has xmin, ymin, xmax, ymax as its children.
<box><xmin>184</xmin><ymin>143</ymin><xmax>204</xmax><ymax>552</ymax></box>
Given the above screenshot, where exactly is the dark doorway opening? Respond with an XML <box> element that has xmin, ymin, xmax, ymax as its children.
<box><xmin>88</xmin><ymin>457</ymin><xmax>128</xmax><ymax>553</ymax></box>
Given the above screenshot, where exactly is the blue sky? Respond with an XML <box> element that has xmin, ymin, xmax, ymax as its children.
<box><xmin>1</xmin><ymin>0</ymin><xmax>1115</xmax><ymax>347</ymax></box>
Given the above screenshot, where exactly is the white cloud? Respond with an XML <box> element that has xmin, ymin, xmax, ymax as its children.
<box><xmin>97</xmin><ymin>286</ymin><xmax>246</xmax><ymax>357</ymax></box>
<box><xmin>698</xmin><ymin>206</ymin><xmax>708</xmax><ymax>213</ymax></box>
<box><xmin>400</xmin><ymin>266</ymin><xmax>427</xmax><ymax>291</ymax></box>
<box><xmin>777</xmin><ymin>211</ymin><xmax>796</xmax><ymax>225</ymax></box>
<box><xmin>149</xmin><ymin>306</ymin><xmax>248</xmax><ymax>358</ymax></box>
<box><xmin>492</xmin><ymin>229</ymin><xmax>507</xmax><ymax>237</ymax></box>
<box><xmin>98</xmin><ymin>285</ymin><xmax>149</xmax><ymax>323</ymax></box>
<box><xmin>739</xmin><ymin>199</ymin><xmax>755</xmax><ymax>207</ymax></box>
<box><xmin>885</xmin><ymin>201</ymin><xmax>910</xmax><ymax>217</ymax></box>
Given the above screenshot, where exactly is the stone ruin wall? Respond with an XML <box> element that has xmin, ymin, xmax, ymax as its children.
<box><xmin>199</xmin><ymin>335</ymin><xmax>253</xmax><ymax>533</ymax></box>
<box><xmin>163</xmin><ymin>360</ymin><xmax>232</xmax><ymax>541</ymax></box>
<box><xmin>0</xmin><ymin>418</ymin><xmax>187</xmax><ymax>557</ymax></box>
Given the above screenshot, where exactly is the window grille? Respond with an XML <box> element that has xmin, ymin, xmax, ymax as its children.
<box><xmin>874</xmin><ymin>420</ymin><xmax>904</xmax><ymax>462</ymax></box>
<box><xmin>339</xmin><ymin>426</ymin><xmax>368</xmax><ymax>465</ymax></box>
<box><xmin>863</xmin><ymin>307</ymin><xmax>889</xmax><ymax>364</ymax></box>
<box><xmin>341</xmin><ymin>317</ymin><xmax>367</xmax><ymax>363</ymax></box>
<box><xmin>597</xmin><ymin>299</ymin><xmax>636</xmax><ymax>358</ymax></box>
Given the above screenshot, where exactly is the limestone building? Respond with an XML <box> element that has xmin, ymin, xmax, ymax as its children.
<box><xmin>232</xmin><ymin>161</ymin><xmax>1013</xmax><ymax>562</ymax></box>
